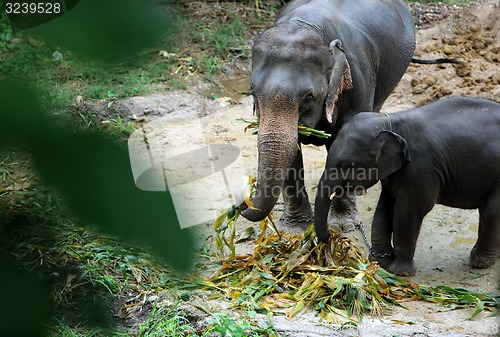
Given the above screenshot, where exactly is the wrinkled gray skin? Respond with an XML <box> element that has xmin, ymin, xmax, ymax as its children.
<box><xmin>314</xmin><ymin>97</ymin><xmax>500</xmax><ymax>276</ymax></box>
<box><xmin>239</xmin><ymin>0</ymin><xmax>416</xmax><ymax>228</ymax></box>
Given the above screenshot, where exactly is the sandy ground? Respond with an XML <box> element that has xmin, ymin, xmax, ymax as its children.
<box><xmin>118</xmin><ymin>1</ymin><xmax>500</xmax><ymax>336</ymax></box>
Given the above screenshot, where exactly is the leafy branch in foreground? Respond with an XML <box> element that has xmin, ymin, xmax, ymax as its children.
<box><xmin>214</xmin><ymin>175</ymin><xmax>279</xmax><ymax>258</ymax></box>
<box><xmin>237</xmin><ymin>118</ymin><xmax>331</xmax><ymax>139</ymax></box>
<box><xmin>195</xmin><ymin>184</ymin><xmax>500</xmax><ymax>322</ymax></box>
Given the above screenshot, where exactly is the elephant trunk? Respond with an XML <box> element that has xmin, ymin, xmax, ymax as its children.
<box><xmin>240</xmin><ymin>101</ymin><xmax>299</xmax><ymax>221</ymax></box>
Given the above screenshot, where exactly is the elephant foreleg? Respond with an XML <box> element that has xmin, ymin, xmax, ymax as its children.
<box><xmin>388</xmin><ymin>193</ymin><xmax>434</xmax><ymax>276</ymax></box>
<box><xmin>369</xmin><ymin>187</ymin><xmax>395</xmax><ymax>268</ymax></box>
<box><xmin>279</xmin><ymin>146</ymin><xmax>313</xmax><ymax>230</ymax></box>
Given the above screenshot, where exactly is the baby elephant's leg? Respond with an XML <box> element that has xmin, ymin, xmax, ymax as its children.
<box><xmin>470</xmin><ymin>188</ymin><xmax>500</xmax><ymax>268</ymax></box>
<box><xmin>369</xmin><ymin>188</ymin><xmax>395</xmax><ymax>268</ymax></box>
<box><xmin>388</xmin><ymin>193</ymin><xmax>435</xmax><ymax>276</ymax></box>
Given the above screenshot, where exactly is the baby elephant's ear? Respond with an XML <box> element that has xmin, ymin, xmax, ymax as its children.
<box><xmin>376</xmin><ymin>130</ymin><xmax>411</xmax><ymax>180</ymax></box>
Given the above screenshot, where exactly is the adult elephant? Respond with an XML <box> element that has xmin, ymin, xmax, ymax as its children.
<box><xmin>238</xmin><ymin>0</ymin><xmax>416</xmax><ymax>228</ymax></box>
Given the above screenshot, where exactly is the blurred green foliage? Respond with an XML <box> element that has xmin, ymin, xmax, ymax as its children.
<box><xmin>0</xmin><ymin>0</ymin><xmax>193</xmax><ymax>335</ymax></box>
<box><xmin>0</xmin><ymin>2</ymin><xmax>261</xmax><ymax>111</ymax></box>
<box><xmin>0</xmin><ymin>4</ymin><xmax>172</xmax><ymax>109</ymax></box>
<box><xmin>28</xmin><ymin>0</ymin><xmax>167</xmax><ymax>62</ymax></box>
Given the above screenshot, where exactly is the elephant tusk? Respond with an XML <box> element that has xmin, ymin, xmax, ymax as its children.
<box><xmin>329</xmin><ymin>191</ymin><xmax>336</xmax><ymax>200</ymax></box>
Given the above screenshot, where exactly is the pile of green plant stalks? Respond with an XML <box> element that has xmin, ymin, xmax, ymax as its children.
<box><xmin>194</xmin><ymin>177</ymin><xmax>499</xmax><ymax>323</ymax></box>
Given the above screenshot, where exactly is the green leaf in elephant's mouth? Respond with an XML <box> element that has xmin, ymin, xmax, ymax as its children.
<box><xmin>237</xmin><ymin>118</ymin><xmax>331</xmax><ymax>139</ymax></box>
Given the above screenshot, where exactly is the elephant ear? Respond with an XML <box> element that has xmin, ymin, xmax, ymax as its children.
<box><xmin>376</xmin><ymin>130</ymin><xmax>412</xmax><ymax>180</ymax></box>
<box><xmin>325</xmin><ymin>39</ymin><xmax>353</xmax><ymax>125</ymax></box>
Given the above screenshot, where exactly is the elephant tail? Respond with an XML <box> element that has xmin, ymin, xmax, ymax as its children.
<box><xmin>411</xmin><ymin>57</ymin><xmax>463</xmax><ymax>64</ymax></box>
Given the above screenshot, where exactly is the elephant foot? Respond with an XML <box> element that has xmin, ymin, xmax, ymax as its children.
<box><xmin>279</xmin><ymin>200</ymin><xmax>314</xmax><ymax>232</ymax></box>
<box><xmin>369</xmin><ymin>252</ymin><xmax>394</xmax><ymax>270</ymax></box>
<box><xmin>279</xmin><ymin>212</ymin><xmax>314</xmax><ymax>232</ymax></box>
<box><xmin>328</xmin><ymin>195</ymin><xmax>361</xmax><ymax>232</ymax></box>
<box><xmin>386</xmin><ymin>259</ymin><xmax>416</xmax><ymax>277</ymax></box>
<box><xmin>470</xmin><ymin>245</ymin><xmax>497</xmax><ymax>269</ymax></box>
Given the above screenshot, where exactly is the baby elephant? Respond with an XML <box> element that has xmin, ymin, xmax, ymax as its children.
<box><xmin>314</xmin><ymin>97</ymin><xmax>500</xmax><ymax>276</ymax></box>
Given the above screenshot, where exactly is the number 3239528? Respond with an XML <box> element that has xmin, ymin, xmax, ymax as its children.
<box><xmin>5</xmin><ymin>2</ymin><xmax>62</xmax><ymax>14</ymax></box>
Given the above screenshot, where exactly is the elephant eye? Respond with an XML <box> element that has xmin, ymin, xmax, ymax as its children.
<box><xmin>303</xmin><ymin>93</ymin><xmax>315</xmax><ymax>102</ymax></box>
<box><xmin>299</xmin><ymin>93</ymin><xmax>315</xmax><ymax>113</ymax></box>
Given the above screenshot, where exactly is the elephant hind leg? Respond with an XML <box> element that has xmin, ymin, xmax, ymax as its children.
<box><xmin>470</xmin><ymin>188</ymin><xmax>500</xmax><ymax>269</ymax></box>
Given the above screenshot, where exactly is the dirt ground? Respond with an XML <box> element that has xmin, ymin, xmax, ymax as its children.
<box><xmin>118</xmin><ymin>1</ymin><xmax>500</xmax><ymax>336</ymax></box>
